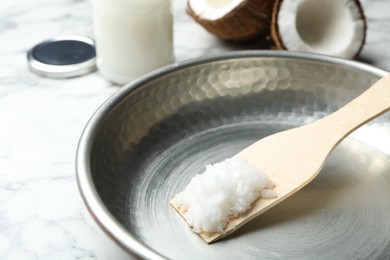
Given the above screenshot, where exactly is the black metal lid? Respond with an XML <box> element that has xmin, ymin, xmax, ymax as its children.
<box><xmin>27</xmin><ymin>35</ymin><xmax>96</xmax><ymax>78</ymax></box>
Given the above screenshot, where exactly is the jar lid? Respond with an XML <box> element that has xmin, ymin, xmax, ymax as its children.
<box><xmin>27</xmin><ymin>35</ymin><xmax>96</xmax><ymax>78</ymax></box>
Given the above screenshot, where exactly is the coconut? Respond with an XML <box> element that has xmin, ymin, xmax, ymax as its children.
<box><xmin>271</xmin><ymin>0</ymin><xmax>366</xmax><ymax>59</ymax></box>
<box><xmin>187</xmin><ymin>0</ymin><xmax>275</xmax><ymax>41</ymax></box>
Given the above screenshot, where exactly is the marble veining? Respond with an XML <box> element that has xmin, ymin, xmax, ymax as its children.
<box><xmin>0</xmin><ymin>0</ymin><xmax>389</xmax><ymax>259</ymax></box>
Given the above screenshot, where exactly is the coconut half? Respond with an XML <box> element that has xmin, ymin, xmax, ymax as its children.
<box><xmin>271</xmin><ymin>0</ymin><xmax>366</xmax><ymax>59</ymax></box>
<box><xmin>187</xmin><ymin>0</ymin><xmax>275</xmax><ymax>41</ymax></box>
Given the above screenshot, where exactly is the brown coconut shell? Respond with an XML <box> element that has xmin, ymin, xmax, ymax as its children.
<box><xmin>270</xmin><ymin>0</ymin><xmax>286</xmax><ymax>50</ymax></box>
<box><xmin>270</xmin><ymin>0</ymin><xmax>367</xmax><ymax>58</ymax></box>
<box><xmin>187</xmin><ymin>0</ymin><xmax>276</xmax><ymax>42</ymax></box>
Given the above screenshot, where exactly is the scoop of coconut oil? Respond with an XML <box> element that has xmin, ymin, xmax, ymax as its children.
<box><xmin>174</xmin><ymin>158</ymin><xmax>276</xmax><ymax>234</ymax></box>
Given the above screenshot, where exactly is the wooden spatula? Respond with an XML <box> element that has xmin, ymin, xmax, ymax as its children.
<box><xmin>171</xmin><ymin>73</ymin><xmax>390</xmax><ymax>243</ymax></box>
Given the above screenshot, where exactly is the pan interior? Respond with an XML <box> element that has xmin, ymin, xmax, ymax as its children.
<box><xmin>89</xmin><ymin>57</ymin><xmax>390</xmax><ymax>259</ymax></box>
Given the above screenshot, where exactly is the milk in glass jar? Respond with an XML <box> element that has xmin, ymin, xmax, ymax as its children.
<box><xmin>91</xmin><ymin>0</ymin><xmax>174</xmax><ymax>85</ymax></box>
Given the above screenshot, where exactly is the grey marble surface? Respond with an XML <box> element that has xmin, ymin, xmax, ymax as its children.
<box><xmin>0</xmin><ymin>0</ymin><xmax>389</xmax><ymax>259</ymax></box>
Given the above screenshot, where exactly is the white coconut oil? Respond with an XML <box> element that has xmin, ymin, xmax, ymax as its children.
<box><xmin>174</xmin><ymin>158</ymin><xmax>276</xmax><ymax>234</ymax></box>
<box><xmin>91</xmin><ymin>0</ymin><xmax>174</xmax><ymax>85</ymax></box>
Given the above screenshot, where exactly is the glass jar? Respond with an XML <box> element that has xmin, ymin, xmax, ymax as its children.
<box><xmin>91</xmin><ymin>0</ymin><xmax>174</xmax><ymax>85</ymax></box>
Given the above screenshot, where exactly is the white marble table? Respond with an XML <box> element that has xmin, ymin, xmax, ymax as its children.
<box><xmin>0</xmin><ymin>0</ymin><xmax>389</xmax><ymax>259</ymax></box>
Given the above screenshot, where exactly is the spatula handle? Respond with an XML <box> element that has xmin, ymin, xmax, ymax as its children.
<box><xmin>319</xmin><ymin>73</ymin><xmax>390</xmax><ymax>141</ymax></box>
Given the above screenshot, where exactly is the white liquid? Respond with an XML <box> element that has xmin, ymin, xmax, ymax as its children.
<box><xmin>92</xmin><ymin>0</ymin><xmax>174</xmax><ymax>85</ymax></box>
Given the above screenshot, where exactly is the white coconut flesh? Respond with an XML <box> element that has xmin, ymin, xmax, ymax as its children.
<box><xmin>277</xmin><ymin>0</ymin><xmax>365</xmax><ymax>58</ymax></box>
<box><xmin>189</xmin><ymin>0</ymin><xmax>244</xmax><ymax>20</ymax></box>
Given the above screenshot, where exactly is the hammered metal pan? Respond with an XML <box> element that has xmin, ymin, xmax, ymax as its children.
<box><xmin>77</xmin><ymin>51</ymin><xmax>390</xmax><ymax>259</ymax></box>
